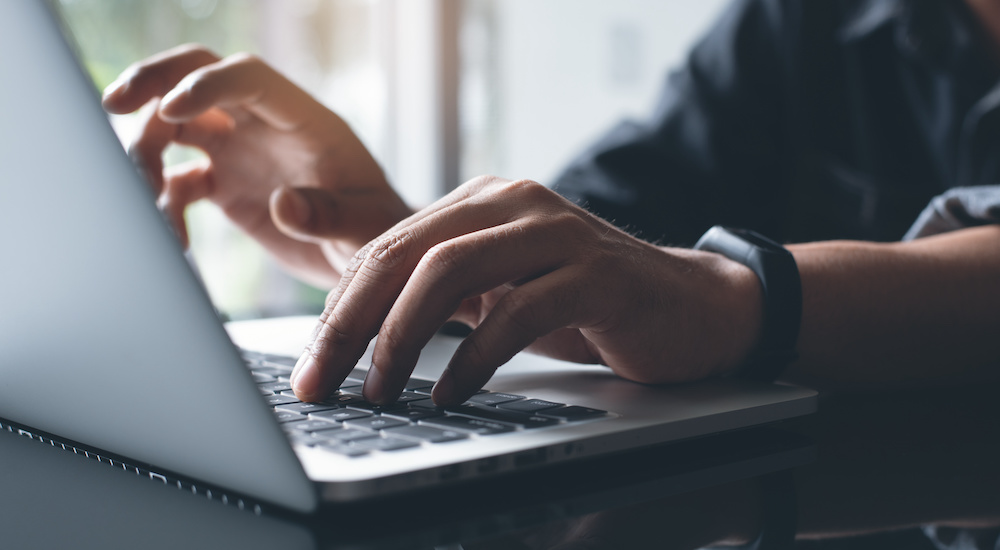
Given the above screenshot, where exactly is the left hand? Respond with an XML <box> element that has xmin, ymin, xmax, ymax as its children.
<box><xmin>290</xmin><ymin>176</ymin><xmax>763</xmax><ymax>405</ymax></box>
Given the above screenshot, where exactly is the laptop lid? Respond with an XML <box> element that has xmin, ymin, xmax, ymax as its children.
<box><xmin>0</xmin><ymin>1</ymin><xmax>317</xmax><ymax>513</ymax></box>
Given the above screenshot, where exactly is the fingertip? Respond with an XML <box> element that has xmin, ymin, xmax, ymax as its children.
<box><xmin>270</xmin><ymin>186</ymin><xmax>313</xmax><ymax>235</ymax></box>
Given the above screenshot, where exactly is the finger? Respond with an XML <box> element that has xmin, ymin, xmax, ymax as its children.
<box><xmin>157</xmin><ymin>53</ymin><xmax>326</xmax><ymax>131</ymax></box>
<box><xmin>127</xmin><ymin>99</ymin><xmax>172</xmax><ymax>195</ymax></box>
<box><xmin>291</xmin><ymin>188</ymin><xmax>531</xmax><ymax>402</ymax></box>
<box><xmin>103</xmin><ymin>44</ymin><xmax>221</xmax><ymax>113</ymax></box>
<box><xmin>433</xmin><ymin>266</ymin><xmax>589</xmax><ymax>406</ymax></box>
<box><xmin>366</xmin><ymin>221</ymin><xmax>575</xmax><ymax>404</ymax></box>
<box><xmin>159</xmin><ymin>160</ymin><xmax>214</xmax><ymax>249</ymax></box>
<box><xmin>270</xmin><ymin>186</ymin><xmax>406</xmax><ymax>247</ymax></box>
<box><xmin>128</xmin><ymin>101</ymin><xmax>231</xmax><ymax>197</ymax></box>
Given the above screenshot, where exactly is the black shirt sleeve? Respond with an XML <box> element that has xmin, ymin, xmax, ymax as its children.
<box><xmin>551</xmin><ymin>0</ymin><xmax>796</xmax><ymax>246</ymax></box>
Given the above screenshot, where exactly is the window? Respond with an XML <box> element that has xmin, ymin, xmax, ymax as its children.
<box><xmin>57</xmin><ymin>0</ymin><xmax>726</xmax><ymax>319</ymax></box>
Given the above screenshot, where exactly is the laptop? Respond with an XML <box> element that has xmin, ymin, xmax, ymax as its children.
<box><xmin>0</xmin><ymin>1</ymin><xmax>816</xmax><ymax>515</ymax></box>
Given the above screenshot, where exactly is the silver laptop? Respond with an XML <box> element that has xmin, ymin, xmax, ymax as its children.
<box><xmin>0</xmin><ymin>1</ymin><xmax>816</xmax><ymax>515</ymax></box>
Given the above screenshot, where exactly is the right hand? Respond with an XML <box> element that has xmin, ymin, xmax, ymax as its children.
<box><xmin>102</xmin><ymin>44</ymin><xmax>413</xmax><ymax>287</ymax></box>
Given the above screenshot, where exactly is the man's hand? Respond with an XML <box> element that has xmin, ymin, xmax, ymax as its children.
<box><xmin>290</xmin><ymin>176</ymin><xmax>764</xmax><ymax>405</ymax></box>
<box><xmin>102</xmin><ymin>45</ymin><xmax>413</xmax><ymax>287</ymax></box>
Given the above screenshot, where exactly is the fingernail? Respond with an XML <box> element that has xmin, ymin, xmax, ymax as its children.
<box><xmin>291</xmin><ymin>353</ymin><xmax>319</xmax><ymax>399</ymax></box>
<box><xmin>363</xmin><ymin>366</ymin><xmax>385</xmax><ymax>404</ymax></box>
<box><xmin>102</xmin><ymin>76</ymin><xmax>129</xmax><ymax>102</ymax></box>
<box><xmin>284</xmin><ymin>187</ymin><xmax>313</xmax><ymax>227</ymax></box>
<box><xmin>432</xmin><ymin>369</ymin><xmax>455</xmax><ymax>405</ymax></box>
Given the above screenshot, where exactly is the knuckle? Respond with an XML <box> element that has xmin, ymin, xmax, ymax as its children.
<box><xmin>419</xmin><ymin>241</ymin><xmax>468</xmax><ymax>282</ymax></box>
<box><xmin>226</xmin><ymin>51</ymin><xmax>264</xmax><ymax>68</ymax></box>
<box><xmin>312</xmin><ymin>320</ymin><xmax>354</xmax><ymax>356</ymax></box>
<box><xmin>462</xmin><ymin>174</ymin><xmax>506</xmax><ymax>193</ymax></box>
<box><xmin>503</xmin><ymin>179</ymin><xmax>550</xmax><ymax>201</ymax></box>
<box><xmin>364</xmin><ymin>231</ymin><xmax>413</xmax><ymax>272</ymax></box>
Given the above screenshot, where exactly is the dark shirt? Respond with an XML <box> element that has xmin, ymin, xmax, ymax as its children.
<box><xmin>552</xmin><ymin>0</ymin><xmax>1000</xmax><ymax>245</ymax></box>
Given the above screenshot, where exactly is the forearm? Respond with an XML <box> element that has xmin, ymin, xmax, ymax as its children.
<box><xmin>783</xmin><ymin>224</ymin><xmax>1000</xmax><ymax>389</ymax></box>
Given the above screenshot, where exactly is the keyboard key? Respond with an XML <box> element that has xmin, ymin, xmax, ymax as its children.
<box><xmin>468</xmin><ymin>392</ymin><xmax>525</xmax><ymax>406</ymax></box>
<box><xmin>353</xmin><ymin>437</ymin><xmax>420</xmax><ymax>452</ymax></box>
<box><xmin>395</xmin><ymin>392</ymin><xmax>430</xmax><ymax>403</ymax></box>
<box><xmin>310</xmin><ymin>408</ymin><xmax>373</xmax><ymax>422</ymax></box>
<box><xmin>404</xmin><ymin>378</ymin><xmax>435</xmax><ymax>392</ymax></box>
<box><xmin>339</xmin><ymin>378</ymin><xmax>364</xmax><ymax>391</ymax></box>
<box><xmin>382</xmin><ymin>408</ymin><xmax>445</xmax><ymax>422</ymax></box>
<box><xmin>347</xmin><ymin>400</ymin><xmax>410</xmax><ymax>413</ymax></box>
<box><xmin>407</xmin><ymin>399</ymin><xmax>445</xmax><ymax>410</ymax></box>
<box><xmin>252</xmin><ymin>372</ymin><xmax>276</xmax><ymax>384</ymax></box>
<box><xmin>264</xmin><ymin>394</ymin><xmax>300</xmax><ymax>406</ymax></box>
<box><xmin>538</xmin><ymin>405</ymin><xmax>607</xmax><ymax>421</ymax></box>
<box><xmin>343</xmin><ymin>417</ymin><xmax>409</xmax><ymax>431</ymax></box>
<box><xmin>449</xmin><ymin>403</ymin><xmax>559</xmax><ymax>429</ymax></box>
<box><xmin>420</xmin><ymin>416</ymin><xmax>517</xmax><ymax>435</ymax></box>
<box><xmin>496</xmin><ymin>399</ymin><xmax>564</xmax><ymax>413</ymax></box>
<box><xmin>321</xmin><ymin>428</ymin><xmax>380</xmax><ymax>443</ymax></box>
<box><xmin>323</xmin><ymin>393</ymin><xmax>367</xmax><ymax>407</ymax></box>
<box><xmin>261</xmin><ymin>354</ymin><xmax>298</xmax><ymax>367</ymax></box>
<box><xmin>287</xmin><ymin>420</ymin><xmax>343</xmax><ymax>433</ymax></box>
<box><xmin>384</xmin><ymin>425</ymin><xmax>468</xmax><ymax>443</ymax></box>
<box><xmin>258</xmin><ymin>381</ymin><xmax>293</xmax><ymax>393</ymax></box>
<box><xmin>252</xmin><ymin>366</ymin><xmax>292</xmax><ymax>377</ymax></box>
<box><xmin>275</xmin><ymin>402</ymin><xmax>340</xmax><ymax>415</ymax></box>
<box><xmin>273</xmin><ymin>410</ymin><xmax>305</xmax><ymax>424</ymax></box>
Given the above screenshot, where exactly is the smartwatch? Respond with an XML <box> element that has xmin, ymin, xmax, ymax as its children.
<box><xmin>693</xmin><ymin>226</ymin><xmax>802</xmax><ymax>382</ymax></box>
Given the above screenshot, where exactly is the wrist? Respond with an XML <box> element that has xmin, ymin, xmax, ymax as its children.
<box><xmin>674</xmin><ymin>248</ymin><xmax>764</xmax><ymax>376</ymax></box>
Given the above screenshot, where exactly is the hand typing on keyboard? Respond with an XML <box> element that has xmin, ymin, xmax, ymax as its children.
<box><xmin>103</xmin><ymin>47</ymin><xmax>766</xmax><ymax>408</ymax></box>
<box><xmin>288</xmin><ymin>176</ymin><xmax>764</xmax><ymax>406</ymax></box>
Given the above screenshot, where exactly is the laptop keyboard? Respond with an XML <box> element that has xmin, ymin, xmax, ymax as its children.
<box><xmin>241</xmin><ymin>350</ymin><xmax>608</xmax><ymax>459</ymax></box>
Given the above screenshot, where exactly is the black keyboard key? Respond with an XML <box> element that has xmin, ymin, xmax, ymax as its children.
<box><xmin>321</xmin><ymin>428</ymin><xmax>381</xmax><ymax>443</ymax></box>
<box><xmin>252</xmin><ymin>372</ymin><xmax>276</xmax><ymax>384</ymax></box>
<box><xmin>275</xmin><ymin>402</ymin><xmax>340</xmax><ymax>415</ymax></box>
<box><xmin>258</xmin><ymin>381</ymin><xmax>293</xmax><ymax>393</ymax></box>
<box><xmin>353</xmin><ymin>437</ymin><xmax>420</xmax><ymax>452</ymax></box>
<box><xmin>384</xmin><ymin>425</ymin><xmax>468</xmax><ymax>443</ymax></box>
<box><xmin>468</xmin><ymin>392</ymin><xmax>525</xmax><ymax>406</ymax></box>
<box><xmin>287</xmin><ymin>420</ymin><xmax>344</xmax><ymax>433</ymax></box>
<box><xmin>395</xmin><ymin>392</ymin><xmax>430</xmax><ymax>403</ymax></box>
<box><xmin>273</xmin><ymin>410</ymin><xmax>305</xmax><ymax>424</ymax></box>
<box><xmin>323</xmin><ymin>393</ymin><xmax>367</xmax><ymax>407</ymax></box>
<box><xmin>264</xmin><ymin>394</ymin><xmax>300</xmax><ymax>406</ymax></box>
<box><xmin>404</xmin><ymin>378</ymin><xmax>435</xmax><ymax>392</ymax></box>
<box><xmin>347</xmin><ymin>401</ymin><xmax>409</xmax><ymax>413</ymax></box>
<box><xmin>407</xmin><ymin>398</ymin><xmax>444</xmax><ymax>410</ymax></box>
<box><xmin>420</xmin><ymin>416</ymin><xmax>517</xmax><ymax>435</ymax></box>
<box><xmin>252</xmin><ymin>366</ymin><xmax>292</xmax><ymax>377</ymax></box>
<box><xmin>496</xmin><ymin>399</ymin><xmax>564</xmax><ymax>413</ymax></box>
<box><xmin>382</xmin><ymin>408</ymin><xmax>445</xmax><ymax>422</ymax></box>
<box><xmin>339</xmin><ymin>378</ymin><xmax>364</xmax><ymax>391</ymax></box>
<box><xmin>261</xmin><ymin>354</ymin><xmax>298</xmax><ymax>367</ymax></box>
<box><xmin>538</xmin><ymin>405</ymin><xmax>607</xmax><ymax>421</ymax></box>
<box><xmin>310</xmin><ymin>409</ymin><xmax>372</xmax><ymax>422</ymax></box>
<box><xmin>343</xmin><ymin>417</ymin><xmax>409</xmax><ymax>431</ymax></box>
<box><xmin>449</xmin><ymin>403</ymin><xmax>559</xmax><ymax>429</ymax></box>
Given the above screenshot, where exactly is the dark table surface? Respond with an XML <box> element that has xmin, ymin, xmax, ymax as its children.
<box><xmin>2</xmin><ymin>382</ymin><xmax>998</xmax><ymax>549</ymax></box>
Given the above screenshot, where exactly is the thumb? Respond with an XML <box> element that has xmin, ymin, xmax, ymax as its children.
<box><xmin>269</xmin><ymin>186</ymin><xmax>346</xmax><ymax>243</ymax></box>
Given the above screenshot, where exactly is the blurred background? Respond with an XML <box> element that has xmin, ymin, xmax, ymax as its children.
<box><xmin>56</xmin><ymin>0</ymin><xmax>728</xmax><ymax>320</ymax></box>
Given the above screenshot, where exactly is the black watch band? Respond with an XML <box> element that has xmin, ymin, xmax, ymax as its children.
<box><xmin>693</xmin><ymin>226</ymin><xmax>802</xmax><ymax>382</ymax></box>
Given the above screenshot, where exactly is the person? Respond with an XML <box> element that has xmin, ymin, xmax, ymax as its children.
<box><xmin>101</xmin><ymin>0</ymin><xmax>1000</xmax><ymax>410</ymax></box>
